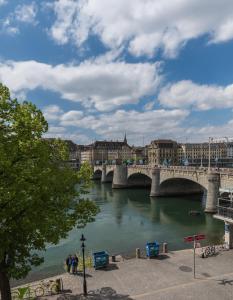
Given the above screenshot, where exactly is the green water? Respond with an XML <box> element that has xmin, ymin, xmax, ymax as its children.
<box><xmin>15</xmin><ymin>181</ymin><xmax>224</xmax><ymax>284</ymax></box>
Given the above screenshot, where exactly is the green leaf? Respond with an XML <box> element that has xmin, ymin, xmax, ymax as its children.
<box><xmin>0</xmin><ymin>83</ymin><xmax>99</xmax><ymax>286</ymax></box>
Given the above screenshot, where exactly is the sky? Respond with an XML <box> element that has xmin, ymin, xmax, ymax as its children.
<box><xmin>1</xmin><ymin>0</ymin><xmax>233</xmax><ymax>146</ymax></box>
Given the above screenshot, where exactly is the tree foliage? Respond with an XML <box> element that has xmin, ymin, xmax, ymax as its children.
<box><xmin>0</xmin><ymin>83</ymin><xmax>99</xmax><ymax>299</ymax></box>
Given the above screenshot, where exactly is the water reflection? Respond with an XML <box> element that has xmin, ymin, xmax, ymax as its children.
<box><xmin>111</xmin><ymin>189</ymin><xmax>128</xmax><ymax>225</ymax></box>
<box><xmin>150</xmin><ymin>198</ymin><xmax>161</xmax><ymax>223</ymax></box>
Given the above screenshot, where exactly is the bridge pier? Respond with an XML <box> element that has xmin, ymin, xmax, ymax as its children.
<box><xmin>205</xmin><ymin>172</ymin><xmax>220</xmax><ymax>213</ymax></box>
<box><xmin>112</xmin><ymin>165</ymin><xmax>128</xmax><ymax>188</ymax></box>
<box><xmin>150</xmin><ymin>168</ymin><xmax>161</xmax><ymax>197</ymax></box>
<box><xmin>101</xmin><ymin>164</ymin><xmax>107</xmax><ymax>183</ymax></box>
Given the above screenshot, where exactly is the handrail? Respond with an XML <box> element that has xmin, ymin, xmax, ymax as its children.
<box><xmin>94</xmin><ymin>164</ymin><xmax>233</xmax><ymax>174</ymax></box>
<box><xmin>216</xmin><ymin>205</ymin><xmax>233</xmax><ymax>220</ymax></box>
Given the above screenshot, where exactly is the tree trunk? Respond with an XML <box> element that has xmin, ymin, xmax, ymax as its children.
<box><xmin>0</xmin><ymin>269</ymin><xmax>11</xmax><ymax>300</ymax></box>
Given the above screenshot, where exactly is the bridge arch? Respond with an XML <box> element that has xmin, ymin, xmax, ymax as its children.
<box><xmin>93</xmin><ymin>169</ymin><xmax>102</xmax><ymax>180</ymax></box>
<box><xmin>159</xmin><ymin>177</ymin><xmax>206</xmax><ymax>196</ymax></box>
<box><xmin>106</xmin><ymin>170</ymin><xmax>114</xmax><ymax>182</ymax></box>
<box><xmin>127</xmin><ymin>173</ymin><xmax>151</xmax><ymax>187</ymax></box>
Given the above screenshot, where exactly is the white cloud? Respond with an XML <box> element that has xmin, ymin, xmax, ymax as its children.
<box><xmin>158</xmin><ymin>80</ymin><xmax>233</xmax><ymax>110</ymax></box>
<box><xmin>182</xmin><ymin>120</ymin><xmax>233</xmax><ymax>142</ymax></box>
<box><xmin>47</xmin><ymin>126</ymin><xmax>66</xmax><ymax>134</ymax></box>
<box><xmin>211</xmin><ymin>19</ymin><xmax>233</xmax><ymax>44</ymax></box>
<box><xmin>43</xmin><ymin>103</ymin><xmax>233</xmax><ymax>145</ymax></box>
<box><xmin>44</xmin><ymin>131</ymin><xmax>92</xmax><ymax>145</ymax></box>
<box><xmin>43</xmin><ymin>104</ymin><xmax>233</xmax><ymax>144</ymax></box>
<box><xmin>59</xmin><ymin>108</ymin><xmax>189</xmax><ymax>143</ymax></box>
<box><xmin>0</xmin><ymin>0</ymin><xmax>7</xmax><ymax>6</ymax></box>
<box><xmin>1</xmin><ymin>17</ymin><xmax>19</xmax><ymax>35</ymax></box>
<box><xmin>43</xmin><ymin>105</ymin><xmax>64</xmax><ymax>121</ymax></box>
<box><xmin>49</xmin><ymin>0</ymin><xmax>233</xmax><ymax>58</ymax></box>
<box><xmin>15</xmin><ymin>2</ymin><xmax>38</xmax><ymax>24</ymax></box>
<box><xmin>144</xmin><ymin>101</ymin><xmax>154</xmax><ymax>111</ymax></box>
<box><xmin>0</xmin><ymin>59</ymin><xmax>161</xmax><ymax>111</ymax></box>
<box><xmin>1</xmin><ymin>2</ymin><xmax>38</xmax><ymax>35</ymax></box>
<box><xmin>60</xmin><ymin>111</ymin><xmax>84</xmax><ymax>125</ymax></box>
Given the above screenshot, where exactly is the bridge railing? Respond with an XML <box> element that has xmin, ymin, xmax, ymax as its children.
<box><xmin>216</xmin><ymin>206</ymin><xmax>233</xmax><ymax>220</ymax></box>
<box><xmin>215</xmin><ymin>196</ymin><xmax>233</xmax><ymax>220</ymax></box>
<box><xmin>94</xmin><ymin>164</ymin><xmax>233</xmax><ymax>174</ymax></box>
<box><xmin>128</xmin><ymin>165</ymin><xmax>152</xmax><ymax>169</ymax></box>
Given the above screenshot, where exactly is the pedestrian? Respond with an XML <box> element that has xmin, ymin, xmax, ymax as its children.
<box><xmin>65</xmin><ymin>255</ymin><xmax>72</xmax><ymax>273</ymax></box>
<box><xmin>71</xmin><ymin>255</ymin><xmax>77</xmax><ymax>274</ymax></box>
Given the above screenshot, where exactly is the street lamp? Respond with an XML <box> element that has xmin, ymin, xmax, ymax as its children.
<box><xmin>200</xmin><ymin>143</ymin><xmax>203</xmax><ymax>168</ymax></box>
<box><xmin>208</xmin><ymin>137</ymin><xmax>213</xmax><ymax>170</ymax></box>
<box><xmin>80</xmin><ymin>234</ymin><xmax>87</xmax><ymax>296</ymax></box>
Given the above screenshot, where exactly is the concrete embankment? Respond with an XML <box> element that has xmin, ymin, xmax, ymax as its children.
<box><xmin>11</xmin><ymin>248</ymin><xmax>233</xmax><ymax>300</ymax></box>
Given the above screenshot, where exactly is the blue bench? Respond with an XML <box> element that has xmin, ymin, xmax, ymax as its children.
<box><xmin>146</xmin><ymin>242</ymin><xmax>160</xmax><ymax>258</ymax></box>
<box><xmin>93</xmin><ymin>251</ymin><xmax>109</xmax><ymax>269</ymax></box>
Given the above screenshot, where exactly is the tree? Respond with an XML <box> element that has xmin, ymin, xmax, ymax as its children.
<box><xmin>0</xmin><ymin>84</ymin><xmax>99</xmax><ymax>300</ymax></box>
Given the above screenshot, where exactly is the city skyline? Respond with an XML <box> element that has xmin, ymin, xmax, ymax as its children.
<box><xmin>1</xmin><ymin>1</ymin><xmax>233</xmax><ymax>145</ymax></box>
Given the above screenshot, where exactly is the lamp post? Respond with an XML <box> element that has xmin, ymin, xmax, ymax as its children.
<box><xmin>200</xmin><ymin>143</ymin><xmax>203</xmax><ymax>167</ymax></box>
<box><xmin>224</xmin><ymin>137</ymin><xmax>229</xmax><ymax>168</ymax></box>
<box><xmin>80</xmin><ymin>234</ymin><xmax>87</xmax><ymax>296</ymax></box>
<box><xmin>208</xmin><ymin>137</ymin><xmax>213</xmax><ymax>171</ymax></box>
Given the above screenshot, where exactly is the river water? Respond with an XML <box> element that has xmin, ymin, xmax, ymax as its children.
<box><xmin>15</xmin><ymin>181</ymin><xmax>224</xmax><ymax>285</ymax></box>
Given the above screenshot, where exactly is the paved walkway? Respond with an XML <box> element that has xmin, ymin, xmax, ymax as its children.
<box><xmin>15</xmin><ymin>249</ymin><xmax>233</xmax><ymax>299</ymax></box>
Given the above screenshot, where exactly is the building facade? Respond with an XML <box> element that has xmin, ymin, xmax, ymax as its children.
<box><xmin>64</xmin><ymin>140</ymin><xmax>85</xmax><ymax>169</ymax></box>
<box><xmin>148</xmin><ymin>140</ymin><xmax>178</xmax><ymax>166</ymax></box>
<box><xmin>131</xmin><ymin>146</ymin><xmax>148</xmax><ymax>164</ymax></box>
<box><xmin>80</xmin><ymin>146</ymin><xmax>92</xmax><ymax>164</ymax></box>
<box><xmin>80</xmin><ymin>135</ymin><xmax>132</xmax><ymax>165</ymax></box>
<box><xmin>180</xmin><ymin>142</ymin><xmax>233</xmax><ymax>167</ymax></box>
<box><xmin>44</xmin><ymin>138</ymin><xmax>84</xmax><ymax>170</ymax></box>
<box><xmin>45</xmin><ymin>137</ymin><xmax>233</xmax><ymax>168</ymax></box>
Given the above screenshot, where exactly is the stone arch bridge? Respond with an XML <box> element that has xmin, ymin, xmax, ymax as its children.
<box><xmin>93</xmin><ymin>165</ymin><xmax>233</xmax><ymax>213</ymax></box>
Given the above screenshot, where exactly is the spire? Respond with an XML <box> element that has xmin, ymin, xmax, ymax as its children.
<box><xmin>124</xmin><ymin>132</ymin><xmax>127</xmax><ymax>144</ymax></box>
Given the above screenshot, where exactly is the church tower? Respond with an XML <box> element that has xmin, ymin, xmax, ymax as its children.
<box><xmin>123</xmin><ymin>132</ymin><xmax>127</xmax><ymax>144</ymax></box>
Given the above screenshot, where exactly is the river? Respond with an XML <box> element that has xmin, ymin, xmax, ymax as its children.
<box><xmin>14</xmin><ymin>181</ymin><xmax>224</xmax><ymax>285</ymax></box>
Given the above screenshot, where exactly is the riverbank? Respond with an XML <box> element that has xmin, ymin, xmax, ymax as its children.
<box><xmin>12</xmin><ymin>248</ymin><xmax>233</xmax><ymax>300</ymax></box>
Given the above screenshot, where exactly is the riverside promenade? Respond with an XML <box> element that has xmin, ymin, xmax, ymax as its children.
<box><xmin>15</xmin><ymin>248</ymin><xmax>233</xmax><ymax>300</ymax></box>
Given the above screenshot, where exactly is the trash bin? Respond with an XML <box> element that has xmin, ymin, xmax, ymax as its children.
<box><xmin>93</xmin><ymin>251</ymin><xmax>109</xmax><ymax>269</ymax></box>
<box><xmin>146</xmin><ymin>242</ymin><xmax>159</xmax><ymax>258</ymax></box>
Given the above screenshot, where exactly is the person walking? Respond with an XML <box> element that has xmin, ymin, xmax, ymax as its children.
<box><xmin>65</xmin><ymin>255</ymin><xmax>72</xmax><ymax>273</ymax></box>
<box><xmin>71</xmin><ymin>255</ymin><xmax>79</xmax><ymax>274</ymax></box>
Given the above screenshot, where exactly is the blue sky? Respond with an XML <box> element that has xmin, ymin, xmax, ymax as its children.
<box><xmin>1</xmin><ymin>0</ymin><xmax>233</xmax><ymax>145</ymax></box>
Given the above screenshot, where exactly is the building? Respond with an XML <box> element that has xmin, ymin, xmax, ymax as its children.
<box><xmin>80</xmin><ymin>145</ymin><xmax>93</xmax><ymax>165</ymax></box>
<box><xmin>80</xmin><ymin>134</ymin><xmax>132</xmax><ymax>165</ymax></box>
<box><xmin>43</xmin><ymin>138</ymin><xmax>84</xmax><ymax>170</ymax></box>
<box><xmin>131</xmin><ymin>146</ymin><xmax>148</xmax><ymax>164</ymax></box>
<box><xmin>177</xmin><ymin>144</ymin><xmax>184</xmax><ymax>165</ymax></box>
<box><xmin>180</xmin><ymin>142</ymin><xmax>233</xmax><ymax>167</ymax></box>
<box><xmin>63</xmin><ymin>140</ymin><xmax>86</xmax><ymax>170</ymax></box>
<box><xmin>227</xmin><ymin>143</ymin><xmax>233</xmax><ymax>158</ymax></box>
<box><xmin>148</xmin><ymin>139</ymin><xmax>233</xmax><ymax>167</ymax></box>
<box><xmin>148</xmin><ymin>139</ymin><xmax>178</xmax><ymax>166</ymax></box>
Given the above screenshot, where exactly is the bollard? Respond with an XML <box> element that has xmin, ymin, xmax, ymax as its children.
<box><xmin>162</xmin><ymin>242</ymin><xmax>168</xmax><ymax>253</ymax></box>
<box><xmin>136</xmin><ymin>248</ymin><xmax>141</xmax><ymax>258</ymax></box>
